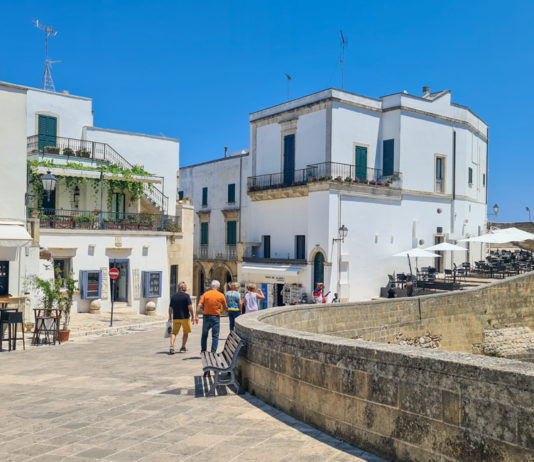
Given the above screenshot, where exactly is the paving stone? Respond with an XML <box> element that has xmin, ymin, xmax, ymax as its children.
<box><xmin>0</xmin><ymin>320</ymin><xmax>383</xmax><ymax>461</ymax></box>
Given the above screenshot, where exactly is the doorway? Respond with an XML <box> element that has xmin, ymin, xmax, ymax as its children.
<box><xmin>283</xmin><ymin>134</ymin><xmax>295</xmax><ymax>186</ymax></box>
<box><xmin>109</xmin><ymin>259</ymin><xmax>129</xmax><ymax>302</ymax></box>
<box><xmin>275</xmin><ymin>284</ymin><xmax>284</xmax><ymax>307</ymax></box>
<box><xmin>38</xmin><ymin>114</ymin><xmax>57</xmax><ymax>151</ymax></box>
<box><xmin>0</xmin><ymin>261</ymin><xmax>8</xmax><ymax>296</ymax></box>
<box><xmin>355</xmin><ymin>146</ymin><xmax>368</xmax><ymax>180</ymax></box>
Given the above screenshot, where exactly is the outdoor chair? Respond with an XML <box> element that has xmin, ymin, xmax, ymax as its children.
<box><xmin>0</xmin><ymin>310</ymin><xmax>25</xmax><ymax>351</ymax></box>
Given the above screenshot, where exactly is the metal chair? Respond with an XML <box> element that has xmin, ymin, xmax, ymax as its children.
<box><xmin>0</xmin><ymin>310</ymin><xmax>25</xmax><ymax>351</ymax></box>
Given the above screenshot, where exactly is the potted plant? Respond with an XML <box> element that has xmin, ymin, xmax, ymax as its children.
<box><xmin>369</xmin><ymin>179</ymin><xmax>377</xmax><ymax>185</ymax></box>
<box><xmin>63</xmin><ymin>148</ymin><xmax>74</xmax><ymax>156</ymax></box>
<box><xmin>58</xmin><ymin>273</ymin><xmax>77</xmax><ymax>342</ymax></box>
<box><xmin>335</xmin><ymin>176</ymin><xmax>343</xmax><ymax>182</ymax></box>
<box><xmin>44</xmin><ymin>146</ymin><xmax>60</xmax><ymax>154</ymax></box>
<box><xmin>344</xmin><ymin>177</ymin><xmax>353</xmax><ymax>183</ymax></box>
<box><xmin>354</xmin><ymin>177</ymin><xmax>361</xmax><ymax>183</ymax></box>
<box><xmin>76</xmin><ymin>149</ymin><xmax>91</xmax><ymax>159</ymax></box>
<box><xmin>73</xmin><ymin>215</ymin><xmax>94</xmax><ymax>229</ymax></box>
<box><xmin>138</xmin><ymin>212</ymin><xmax>154</xmax><ymax>230</ymax></box>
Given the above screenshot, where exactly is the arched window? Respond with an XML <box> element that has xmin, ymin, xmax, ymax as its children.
<box><xmin>313</xmin><ymin>252</ymin><xmax>325</xmax><ymax>288</ymax></box>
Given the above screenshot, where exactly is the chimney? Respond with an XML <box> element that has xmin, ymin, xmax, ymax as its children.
<box><xmin>224</xmin><ymin>146</ymin><xmax>228</xmax><ymax>158</ymax></box>
<box><xmin>422</xmin><ymin>86</ymin><xmax>430</xmax><ymax>98</ymax></box>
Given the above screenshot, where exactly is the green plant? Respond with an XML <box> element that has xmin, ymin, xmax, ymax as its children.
<box><xmin>59</xmin><ymin>272</ymin><xmax>77</xmax><ymax>330</ymax></box>
<box><xmin>73</xmin><ymin>215</ymin><xmax>93</xmax><ymax>223</ymax></box>
<box><xmin>32</xmin><ymin>273</ymin><xmax>63</xmax><ymax>313</ymax></box>
<box><xmin>63</xmin><ymin>148</ymin><xmax>74</xmax><ymax>156</ymax></box>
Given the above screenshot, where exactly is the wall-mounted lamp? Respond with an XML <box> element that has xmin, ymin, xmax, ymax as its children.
<box><xmin>73</xmin><ymin>185</ymin><xmax>80</xmax><ymax>209</ymax></box>
<box><xmin>41</xmin><ymin>170</ymin><xmax>57</xmax><ymax>201</ymax></box>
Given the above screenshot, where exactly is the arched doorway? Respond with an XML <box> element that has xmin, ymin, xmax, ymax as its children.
<box><xmin>211</xmin><ymin>264</ymin><xmax>233</xmax><ymax>291</ymax></box>
<box><xmin>313</xmin><ymin>252</ymin><xmax>325</xmax><ymax>288</ymax></box>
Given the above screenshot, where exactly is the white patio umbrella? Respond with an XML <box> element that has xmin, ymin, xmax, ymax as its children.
<box><xmin>461</xmin><ymin>227</ymin><xmax>534</xmax><ymax>244</ymax></box>
<box><xmin>393</xmin><ymin>248</ymin><xmax>441</xmax><ymax>275</ymax></box>
<box><xmin>424</xmin><ymin>242</ymin><xmax>467</xmax><ymax>270</ymax></box>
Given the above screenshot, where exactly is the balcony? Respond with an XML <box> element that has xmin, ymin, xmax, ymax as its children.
<box><xmin>196</xmin><ymin>245</ymin><xmax>237</xmax><ymax>261</ymax></box>
<box><xmin>29</xmin><ymin>208</ymin><xmax>181</xmax><ymax>233</ymax></box>
<box><xmin>27</xmin><ymin>135</ymin><xmax>168</xmax><ymax>213</ymax></box>
<box><xmin>247</xmin><ymin>162</ymin><xmax>402</xmax><ymax>194</ymax></box>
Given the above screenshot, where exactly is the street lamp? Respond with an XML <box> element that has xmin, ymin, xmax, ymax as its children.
<box><xmin>333</xmin><ymin>224</ymin><xmax>349</xmax><ymax>300</ymax></box>
<box><xmin>527</xmin><ymin>206</ymin><xmax>532</xmax><ymax>222</ymax></box>
<box><xmin>488</xmin><ymin>203</ymin><xmax>499</xmax><ymax>217</ymax></box>
<box><xmin>41</xmin><ymin>170</ymin><xmax>57</xmax><ymax>201</ymax></box>
<box><xmin>338</xmin><ymin>224</ymin><xmax>348</xmax><ymax>242</ymax></box>
<box><xmin>73</xmin><ymin>185</ymin><xmax>80</xmax><ymax>209</ymax></box>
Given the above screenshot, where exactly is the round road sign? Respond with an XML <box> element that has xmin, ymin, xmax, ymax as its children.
<box><xmin>109</xmin><ymin>268</ymin><xmax>120</xmax><ymax>280</ymax></box>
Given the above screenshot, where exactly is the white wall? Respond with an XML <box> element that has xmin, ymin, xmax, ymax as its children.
<box><xmin>255</xmin><ymin>124</ymin><xmax>282</xmax><ymax>176</ymax></box>
<box><xmin>0</xmin><ymin>84</ymin><xmax>27</xmax><ymax>221</ymax></box>
<box><xmin>84</xmin><ymin>127</ymin><xmax>179</xmax><ymax>211</ymax></box>
<box><xmin>39</xmin><ymin>231</ymin><xmax>170</xmax><ymax>315</ymax></box>
<box><xmin>26</xmin><ymin>89</ymin><xmax>93</xmax><ymax>139</ymax></box>
<box><xmin>296</xmin><ymin>110</ymin><xmax>326</xmax><ymax>168</ymax></box>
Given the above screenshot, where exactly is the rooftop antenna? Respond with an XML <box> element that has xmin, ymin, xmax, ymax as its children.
<box><xmin>285</xmin><ymin>73</ymin><xmax>291</xmax><ymax>101</ymax></box>
<box><xmin>340</xmin><ymin>30</ymin><xmax>347</xmax><ymax>89</ymax></box>
<box><xmin>33</xmin><ymin>19</ymin><xmax>59</xmax><ymax>92</ymax></box>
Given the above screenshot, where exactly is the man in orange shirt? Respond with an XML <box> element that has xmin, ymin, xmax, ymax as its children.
<box><xmin>198</xmin><ymin>280</ymin><xmax>227</xmax><ymax>353</ymax></box>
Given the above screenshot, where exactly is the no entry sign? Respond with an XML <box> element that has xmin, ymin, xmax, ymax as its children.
<box><xmin>109</xmin><ymin>268</ymin><xmax>120</xmax><ymax>280</ymax></box>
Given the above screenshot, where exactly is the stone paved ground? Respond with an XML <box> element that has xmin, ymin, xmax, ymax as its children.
<box><xmin>0</xmin><ymin>317</ymin><xmax>385</xmax><ymax>462</ymax></box>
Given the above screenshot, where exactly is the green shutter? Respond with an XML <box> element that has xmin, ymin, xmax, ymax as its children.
<box><xmin>227</xmin><ymin>221</ymin><xmax>236</xmax><ymax>245</ymax></box>
<box><xmin>202</xmin><ymin>187</ymin><xmax>208</xmax><ymax>207</ymax></box>
<box><xmin>228</xmin><ymin>184</ymin><xmax>236</xmax><ymax>203</ymax></box>
<box><xmin>38</xmin><ymin>115</ymin><xmax>57</xmax><ymax>151</ymax></box>
<box><xmin>178</xmin><ymin>191</ymin><xmax>184</xmax><ymax>201</ymax></box>
<box><xmin>313</xmin><ymin>253</ymin><xmax>325</xmax><ymax>287</ymax></box>
<box><xmin>201</xmin><ymin>222</ymin><xmax>209</xmax><ymax>245</ymax></box>
<box><xmin>383</xmin><ymin>139</ymin><xmax>394</xmax><ymax>176</ymax></box>
<box><xmin>355</xmin><ymin>146</ymin><xmax>368</xmax><ymax>180</ymax></box>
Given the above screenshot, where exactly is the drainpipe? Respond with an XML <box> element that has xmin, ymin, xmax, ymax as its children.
<box><xmin>451</xmin><ymin>130</ymin><xmax>456</xmax><ymax>237</ymax></box>
<box><xmin>337</xmin><ymin>192</ymin><xmax>342</xmax><ymax>298</ymax></box>
<box><xmin>239</xmin><ymin>155</ymin><xmax>242</xmax><ymax>242</ymax></box>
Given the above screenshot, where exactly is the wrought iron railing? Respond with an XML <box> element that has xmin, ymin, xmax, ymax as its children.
<box><xmin>27</xmin><ymin>135</ymin><xmax>168</xmax><ymax>212</ymax></box>
<box><xmin>28</xmin><ymin>208</ymin><xmax>181</xmax><ymax>233</ymax></box>
<box><xmin>195</xmin><ymin>245</ymin><xmax>237</xmax><ymax>261</ymax></box>
<box><xmin>247</xmin><ymin>161</ymin><xmax>402</xmax><ymax>192</ymax></box>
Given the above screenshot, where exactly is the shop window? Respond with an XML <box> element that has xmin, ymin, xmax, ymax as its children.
<box><xmin>143</xmin><ymin>271</ymin><xmax>162</xmax><ymax>298</ymax></box>
<box><xmin>80</xmin><ymin>270</ymin><xmax>102</xmax><ymax>299</ymax></box>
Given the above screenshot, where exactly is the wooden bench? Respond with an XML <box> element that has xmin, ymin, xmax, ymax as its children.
<box><xmin>201</xmin><ymin>330</ymin><xmax>245</xmax><ymax>396</ymax></box>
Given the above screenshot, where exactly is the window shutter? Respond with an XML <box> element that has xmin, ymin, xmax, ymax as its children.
<box><xmin>228</xmin><ymin>184</ymin><xmax>236</xmax><ymax>203</ymax></box>
<box><xmin>201</xmin><ymin>222</ymin><xmax>209</xmax><ymax>245</ymax></box>
<box><xmin>227</xmin><ymin>221</ymin><xmax>237</xmax><ymax>245</ymax></box>
<box><xmin>383</xmin><ymin>139</ymin><xmax>394</xmax><ymax>176</ymax></box>
<box><xmin>178</xmin><ymin>191</ymin><xmax>184</xmax><ymax>201</ymax></box>
<box><xmin>202</xmin><ymin>187</ymin><xmax>208</xmax><ymax>206</ymax></box>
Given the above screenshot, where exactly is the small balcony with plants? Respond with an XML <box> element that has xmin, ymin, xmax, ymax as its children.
<box><xmin>247</xmin><ymin>161</ymin><xmax>403</xmax><ymax>200</ymax></box>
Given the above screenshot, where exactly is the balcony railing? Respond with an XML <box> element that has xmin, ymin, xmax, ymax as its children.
<box><xmin>247</xmin><ymin>161</ymin><xmax>402</xmax><ymax>192</ymax></box>
<box><xmin>29</xmin><ymin>208</ymin><xmax>181</xmax><ymax>233</ymax></box>
<box><xmin>195</xmin><ymin>245</ymin><xmax>237</xmax><ymax>261</ymax></box>
<box><xmin>27</xmin><ymin>135</ymin><xmax>168</xmax><ymax>213</ymax></box>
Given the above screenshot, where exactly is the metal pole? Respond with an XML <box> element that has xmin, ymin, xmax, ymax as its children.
<box><xmin>99</xmin><ymin>170</ymin><xmax>104</xmax><ymax>229</ymax></box>
<box><xmin>110</xmin><ymin>279</ymin><xmax>115</xmax><ymax>327</ymax></box>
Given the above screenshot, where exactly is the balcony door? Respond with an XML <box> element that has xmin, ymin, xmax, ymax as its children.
<box><xmin>111</xmin><ymin>193</ymin><xmax>126</xmax><ymax>220</ymax></box>
<box><xmin>283</xmin><ymin>134</ymin><xmax>295</xmax><ymax>186</ymax></box>
<box><xmin>355</xmin><ymin>146</ymin><xmax>368</xmax><ymax>180</ymax></box>
<box><xmin>38</xmin><ymin>115</ymin><xmax>57</xmax><ymax>151</ymax></box>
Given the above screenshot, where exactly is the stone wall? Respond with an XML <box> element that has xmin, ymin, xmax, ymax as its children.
<box><xmin>236</xmin><ymin>271</ymin><xmax>534</xmax><ymax>461</ymax></box>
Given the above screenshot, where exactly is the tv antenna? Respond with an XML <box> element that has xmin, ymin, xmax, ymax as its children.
<box><xmin>284</xmin><ymin>73</ymin><xmax>291</xmax><ymax>101</ymax></box>
<box><xmin>340</xmin><ymin>30</ymin><xmax>347</xmax><ymax>89</ymax></box>
<box><xmin>33</xmin><ymin>19</ymin><xmax>60</xmax><ymax>92</ymax></box>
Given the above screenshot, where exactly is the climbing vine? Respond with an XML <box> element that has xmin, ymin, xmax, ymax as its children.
<box><xmin>28</xmin><ymin>160</ymin><xmax>154</xmax><ymax>207</ymax></box>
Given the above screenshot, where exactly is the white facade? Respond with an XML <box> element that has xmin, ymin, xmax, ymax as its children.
<box><xmin>241</xmin><ymin>87</ymin><xmax>489</xmax><ymax>302</ymax></box>
<box><xmin>0</xmin><ymin>81</ymin><xmax>185</xmax><ymax>316</ymax></box>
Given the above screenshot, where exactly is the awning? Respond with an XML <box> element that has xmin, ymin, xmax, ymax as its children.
<box><xmin>0</xmin><ymin>223</ymin><xmax>32</xmax><ymax>247</ymax></box>
<box><xmin>240</xmin><ymin>264</ymin><xmax>306</xmax><ymax>283</ymax></box>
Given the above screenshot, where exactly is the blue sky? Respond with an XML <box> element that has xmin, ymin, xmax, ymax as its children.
<box><xmin>1</xmin><ymin>0</ymin><xmax>532</xmax><ymax>222</ymax></box>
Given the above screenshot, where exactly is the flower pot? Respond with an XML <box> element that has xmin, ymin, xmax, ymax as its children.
<box><xmin>59</xmin><ymin>329</ymin><xmax>70</xmax><ymax>342</ymax></box>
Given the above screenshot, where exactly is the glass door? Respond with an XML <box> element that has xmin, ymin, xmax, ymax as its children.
<box><xmin>109</xmin><ymin>259</ymin><xmax>129</xmax><ymax>302</ymax></box>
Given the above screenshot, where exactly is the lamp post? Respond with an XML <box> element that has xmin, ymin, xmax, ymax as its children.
<box><xmin>41</xmin><ymin>170</ymin><xmax>57</xmax><ymax>201</ymax></box>
<box><xmin>333</xmin><ymin>224</ymin><xmax>349</xmax><ymax>300</ymax></box>
<box><xmin>527</xmin><ymin>206</ymin><xmax>531</xmax><ymax>222</ymax></box>
<box><xmin>488</xmin><ymin>203</ymin><xmax>499</xmax><ymax>218</ymax></box>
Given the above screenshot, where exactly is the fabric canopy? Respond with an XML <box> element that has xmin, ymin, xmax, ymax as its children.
<box><xmin>424</xmin><ymin>242</ymin><xmax>467</xmax><ymax>252</ymax></box>
<box><xmin>0</xmin><ymin>224</ymin><xmax>32</xmax><ymax>247</ymax></box>
<box><xmin>461</xmin><ymin>227</ymin><xmax>534</xmax><ymax>244</ymax></box>
<box><xmin>240</xmin><ymin>264</ymin><xmax>305</xmax><ymax>282</ymax></box>
<box><xmin>393</xmin><ymin>248</ymin><xmax>441</xmax><ymax>258</ymax></box>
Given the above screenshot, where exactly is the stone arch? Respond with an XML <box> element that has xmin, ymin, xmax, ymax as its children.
<box><xmin>209</xmin><ymin>263</ymin><xmax>234</xmax><ymax>290</ymax></box>
<box><xmin>193</xmin><ymin>262</ymin><xmax>207</xmax><ymax>298</ymax></box>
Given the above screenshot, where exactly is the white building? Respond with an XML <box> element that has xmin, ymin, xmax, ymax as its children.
<box><xmin>179</xmin><ymin>149</ymin><xmax>249</xmax><ymax>298</ymax></box>
<box><xmin>0</xmin><ymin>81</ymin><xmax>192</xmax><ymax>316</ymax></box>
<box><xmin>240</xmin><ymin>87</ymin><xmax>488</xmax><ymax>303</ymax></box>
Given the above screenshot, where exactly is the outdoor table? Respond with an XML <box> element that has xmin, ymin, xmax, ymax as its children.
<box><xmin>32</xmin><ymin>308</ymin><xmax>62</xmax><ymax>346</ymax></box>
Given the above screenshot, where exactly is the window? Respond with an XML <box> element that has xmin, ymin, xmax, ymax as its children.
<box><xmin>263</xmin><ymin>235</ymin><xmax>271</xmax><ymax>259</ymax></box>
<box><xmin>142</xmin><ymin>271</ymin><xmax>162</xmax><ymax>298</ymax></box>
<box><xmin>383</xmin><ymin>139</ymin><xmax>394</xmax><ymax>176</ymax></box>
<box><xmin>295</xmin><ymin>235</ymin><xmax>306</xmax><ymax>260</ymax></box>
<box><xmin>200</xmin><ymin>222</ymin><xmax>209</xmax><ymax>245</ymax></box>
<box><xmin>170</xmin><ymin>265</ymin><xmax>178</xmax><ymax>296</ymax></box>
<box><xmin>483</xmin><ymin>174</ymin><xmax>486</xmax><ymax>187</ymax></box>
<box><xmin>111</xmin><ymin>193</ymin><xmax>125</xmax><ymax>220</ymax></box>
<box><xmin>468</xmin><ymin>167</ymin><xmax>473</xmax><ymax>185</ymax></box>
<box><xmin>80</xmin><ymin>270</ymin><xmax>102</xmax><ymax>299</ymax></box>
<box><xmin>53</xmin><ymin>258</ymin><xmax>71</xmax><ymax>280</ymax></box>
<box><xmin>228</xmin><ymin>184</ymin><xmax>236</xmax><ymax>204</ymax></box>
<box><xmin>202</xmin><ymin>187</ymin><xmax>208</xmax><ymax>207</ymax></box>
<box><xmin>283</xmin><ymin>134</ymin><xmax>296</xmax><ymax>186</ymax></box>
<box><xmin>227</xmin><ymin>221</ymin><xmax>237</xmax><ymax>245</ymax></box>
<box><xmin>178</xmin><ymin>191</ymin><xmax>184</xmax><ymax>201</ymax></box>
<box><xmin>435</xmin><ymin>156</ymin><xmax>445</xmax><ymax>193</ymax></box>
<box><xmin>37</xmin><ymin>114</ymin><xmax>57</xmax><ymax>151</ymax></box>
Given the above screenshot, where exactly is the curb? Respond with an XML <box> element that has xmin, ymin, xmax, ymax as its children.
<box><xmin>70</xmin><ymin>320</ymin><xmax>166</xmax><ymax>338</ymax></box>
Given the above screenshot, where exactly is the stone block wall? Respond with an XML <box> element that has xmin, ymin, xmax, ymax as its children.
<box><xmin>236</xmin><ymin>272</ymin><xmax>534</xmax><ymax>461</ymax></box>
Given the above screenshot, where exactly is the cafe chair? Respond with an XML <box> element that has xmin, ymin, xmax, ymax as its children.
<box><xmin>0</xmin><ymin>311</ymin><xmax>25</xmax><ymax>351</ymax></box>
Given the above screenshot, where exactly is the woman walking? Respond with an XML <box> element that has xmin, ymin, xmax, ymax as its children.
<box><xmin>225</xmin><ymin>282</ymin><xmax>242</xmax><ymax>331</ymax></box>
<box><xmin>244</xmin><ymin>283</ymin><xmax>265</xmax><ymax>313</ymax></box>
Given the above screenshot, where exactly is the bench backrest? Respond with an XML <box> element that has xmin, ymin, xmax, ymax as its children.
<box><xmin>222</xmin><ymin>330</ymin><xmax>245</xmax><ymax>368</ymax></box>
